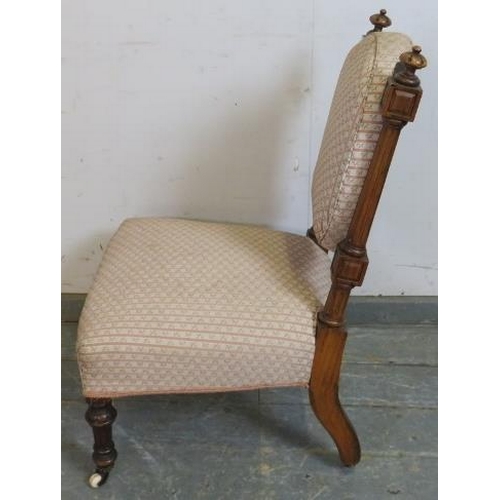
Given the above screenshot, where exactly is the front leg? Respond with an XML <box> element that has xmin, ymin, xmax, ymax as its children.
<box><xmin>85</xmin><ymin>398</ymin><xmax>118</xmax><ymax>487</ymax></box>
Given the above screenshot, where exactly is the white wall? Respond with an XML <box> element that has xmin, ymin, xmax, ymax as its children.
<box><xmin>62</xmin><ymin>0</ymin><xmax>437</xmax><ymax>295</ymax></box>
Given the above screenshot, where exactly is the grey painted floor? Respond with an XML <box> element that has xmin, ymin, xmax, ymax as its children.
<box><xmin>62</xmin><ymin>322</ymin><xmax>437</xmax><ymax>499</ymax></box>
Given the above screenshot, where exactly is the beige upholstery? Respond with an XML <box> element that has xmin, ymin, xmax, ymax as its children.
<box><xmin>77</xmin><ymin>31</ymin><xmax>411</xmax><ymax>399</ymax></box>
<box><xmin>312</xmin><ymin>32</ymin><xmax>412</xmax><ymax>251</ymax></box>
<box><xmin>77</xmin><ymin>218</ymin><xmax>331</xmax><ymax>397</ymax></box>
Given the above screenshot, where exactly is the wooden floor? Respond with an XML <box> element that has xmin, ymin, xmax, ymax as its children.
<box><xmin>62</xmin><ymin>322</ymin><xmax>437</xmax><ymax>499</ymax></box>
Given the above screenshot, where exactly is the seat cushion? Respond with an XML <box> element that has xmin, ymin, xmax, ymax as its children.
<box><xmin>77</xmin><ymin>218</ymin><xmax>331</xmax><ymax>397</ymax></box>
<box><xmin>312</xmin><ymin>32</ymin><xmax>412</xmax><ymax>251</ymax></box>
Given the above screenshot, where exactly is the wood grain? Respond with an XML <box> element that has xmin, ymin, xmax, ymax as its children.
<box><xmin>308</xmin><ymin>45</ymin><xmax>426</xmax><ymax>466</ymax></box>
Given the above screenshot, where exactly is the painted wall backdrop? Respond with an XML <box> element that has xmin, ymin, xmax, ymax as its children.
<box><xmin>62</xmin><ymin>0</ymin><xmax>437</xmax><ymax>295</ymax></box>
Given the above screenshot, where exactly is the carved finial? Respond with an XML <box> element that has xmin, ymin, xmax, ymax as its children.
<box><xmin>394</xmin><ymin>45</ymin><xmax>427</xmax><ymax>87</ymax></box>
<box><xmin>367</xmin><ymin>9</ymin><xmax>392</xmax><ymax>34</ymax></box>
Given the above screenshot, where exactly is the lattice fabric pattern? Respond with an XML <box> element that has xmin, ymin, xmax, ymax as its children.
<box><xmin>312</xmin><ymin>32</ymin><xmax>412</xmax><ymax>251</ymax></box>
<box><xmin>77</xmin><ymin>218</ymin><xmax>331</xmax><ymax>397</ymax></box>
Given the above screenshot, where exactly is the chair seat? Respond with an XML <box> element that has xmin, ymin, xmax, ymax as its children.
<box><xmin>77</xmin><ymin>218</ymin><xmax>331</xmax><ymax>397</ymax></box>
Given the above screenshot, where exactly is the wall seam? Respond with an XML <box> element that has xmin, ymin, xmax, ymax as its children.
<box><xmin>307</xmin><ymin>0</ymin><xmax>316</xmax><ymax>228</ymax></box>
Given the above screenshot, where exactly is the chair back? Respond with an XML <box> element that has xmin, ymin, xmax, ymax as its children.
<box><xmin>311</xmin><ymin>31</ymin><xmax>413</xmax><ymax>251</ymax></box>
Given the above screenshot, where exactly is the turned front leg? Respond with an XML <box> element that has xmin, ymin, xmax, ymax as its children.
<box><xmin>85</xmin><ymin>398</ymin><xmax>118</xmax><ymax>487</ymax></box>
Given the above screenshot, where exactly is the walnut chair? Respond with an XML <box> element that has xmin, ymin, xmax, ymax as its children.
<box><xmin>76</xmin><ymin>10</ymin><xmax>427</xmax><ymax>488</ymax></box>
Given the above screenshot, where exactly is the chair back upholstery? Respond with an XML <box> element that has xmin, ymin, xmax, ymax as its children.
<box><xmin>311</xmin><ymin>31</ymin><xmax>412</xmax><ymax>251</ymax></box>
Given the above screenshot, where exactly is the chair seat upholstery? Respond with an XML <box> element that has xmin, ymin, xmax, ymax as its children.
<box><xmin>77</xmin><ymin>218</ymin><xmax>331</xmax><ymax>397</ymax></box>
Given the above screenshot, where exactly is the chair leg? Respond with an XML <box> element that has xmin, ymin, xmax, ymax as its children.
<box><xmin>85</xmin><ymin>398</ymin><xmax>118</xmax><ymax>488</ymax></box>
<box><xmin>309</xmin><ymin>326</ymin><xmax>360</xmax><ymax>466</ymax></box>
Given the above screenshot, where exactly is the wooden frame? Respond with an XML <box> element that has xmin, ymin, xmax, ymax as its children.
<box><xmin>307</xmin><ymin>44</ymin><xmax>426</xmax><ymax>465</ymax></box>
<box><xmin>84</xmin><ymin>12</ymin><xmax>427</xmax><ymax>487</ymax></box>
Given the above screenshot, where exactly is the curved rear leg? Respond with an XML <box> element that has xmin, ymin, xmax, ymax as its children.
<box><xmin>309</xmin><ymin>325</ymin><xmax>360</xmax><ymax>466</ymax></box>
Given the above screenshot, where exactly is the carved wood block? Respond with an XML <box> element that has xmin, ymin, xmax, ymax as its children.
<box><xmin>381</xmin><ymin>78</ymin><xmax>422</xmax><ymax>122</ymax></box>
<box><xmin>331</xmin><ymin>250</ymin><xmax>369</xmax><ymax>287</ymax></box>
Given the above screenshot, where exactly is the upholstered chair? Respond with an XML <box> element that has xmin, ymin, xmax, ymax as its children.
<box><xmin>76</xmin><ymin>10</ymin><xmax>427</xmax><ymax>488</ymax></box>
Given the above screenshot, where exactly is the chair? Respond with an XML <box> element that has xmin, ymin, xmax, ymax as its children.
<box><xmin>76</xmin><ymin>9</ymin><xmax>427</xmax><ymax>488</ymax></box>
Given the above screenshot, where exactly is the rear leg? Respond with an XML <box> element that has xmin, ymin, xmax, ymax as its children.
<box><xmin>309</xmin><ymin>326</ymin><xmax>360</xmax><ymax>466</ymax></box>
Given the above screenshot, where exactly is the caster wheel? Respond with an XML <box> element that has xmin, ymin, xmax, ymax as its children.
<box><xmin>88</xmin><ymin>471</ymin><xmax>108</xmax><ymax>488</ymax></box>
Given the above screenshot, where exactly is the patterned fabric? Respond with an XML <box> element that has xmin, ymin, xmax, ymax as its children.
<box><xmin>312</xmin><ymin>32</ymin><xmax>412</xmax><ymax>251</ymax></box>
<box><xmin>77</xmin><ymin>218</ymin><xmax>331</xmax><ymax>397</ymax></box>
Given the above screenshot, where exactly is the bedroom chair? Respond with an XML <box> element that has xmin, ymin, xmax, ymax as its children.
<box><xmin>76</xmin><ymin>10</ymin><xmax>427</xmax><ymax>487</ymax></box>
